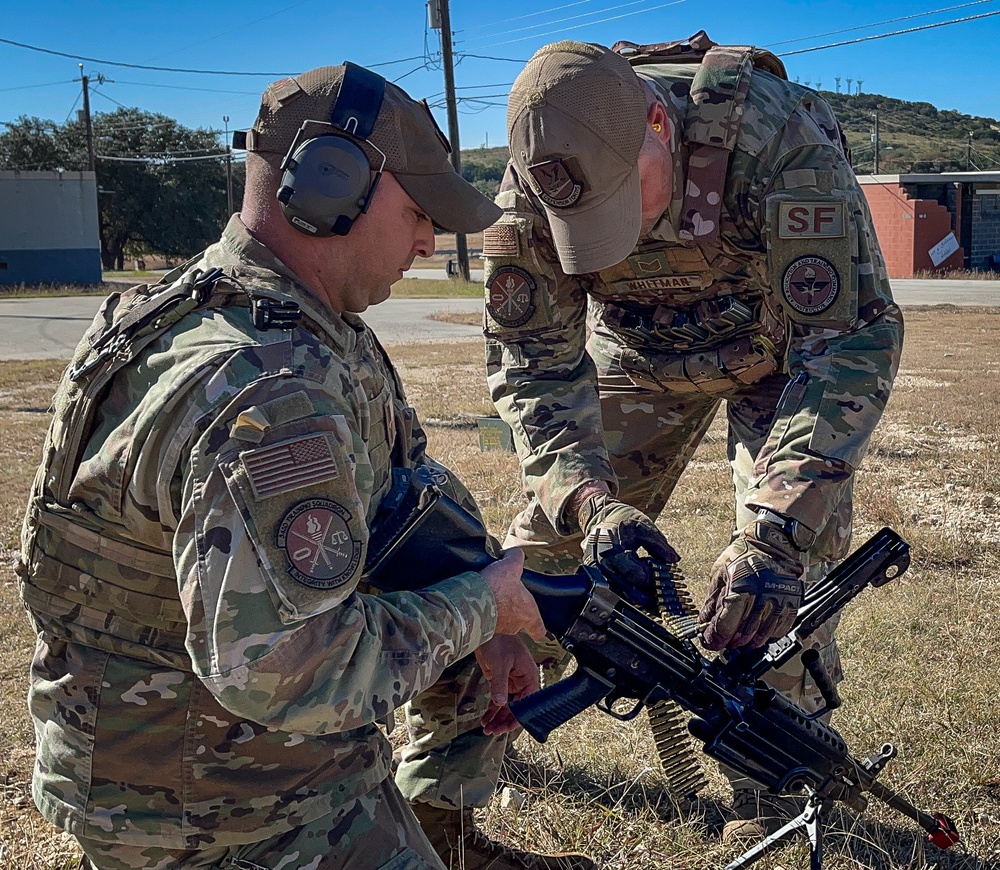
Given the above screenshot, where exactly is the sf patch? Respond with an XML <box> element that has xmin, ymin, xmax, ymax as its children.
<box><xmin>781</xmin><ymin>256</ymin><xmax>840</xmax><ymax>315</ymax></box>
<box><xmin>487</xmin><ymin>266</ymin><xmax>536</xmax><ymax>328</ymax></box>
<box><xmin>277</xmin><ymin>498</ymin><xmax>361</xmax><ymax>589</ymax></box>
<box><xmin>529</xmin><ymin>159</ymin><xmax>583</xmax><ymax>208</ymax></box>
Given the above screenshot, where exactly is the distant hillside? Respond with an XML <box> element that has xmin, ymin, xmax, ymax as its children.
<box><xmin>460</xmin><ymin>91</ymin><xmax>1000</xmax><ymax>195</ymax></box>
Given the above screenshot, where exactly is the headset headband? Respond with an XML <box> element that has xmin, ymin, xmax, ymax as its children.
<box><xmin>331</xmin><ymin>62</ymin><xmax>386</xmax><ymax>140</ymax></box>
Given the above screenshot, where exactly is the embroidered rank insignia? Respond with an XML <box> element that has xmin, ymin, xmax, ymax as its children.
<box><xmin>243</xmin><ymin>434</ymin><xmax>338</xmax><ymax>499</ymax></box>
<box><xmin>486</xmin><ymin>266</ymin><xmax>536</xmax><ymax>328</ymax></box>
<box><xmin>528</xmin><ymin>159</ymin><xmax>583</xmax><ymax>208</ymax></box>
<box><xmin>277</xmin><ymin>498</ymin><xmax>361</xmax><ymax>589</ymax></box>
<box><xmin>781</xmin><ymin>256</ymin><xmax>840</xmax><ymax>315</ymax></box>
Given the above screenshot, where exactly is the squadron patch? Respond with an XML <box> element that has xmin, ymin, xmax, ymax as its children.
<box><xmin>781</xmin><ymin>256</ymin><xmax>840</xmax><ymax>315</ymax></box>
<box><xmin>529</xmin><ymin>159</ymin><xmax>583</xmax><ymax>208</ymax></box>
<box><xmin>486</xmin><ymin>266</ymin><xmax>536</xmax><ymax>328</ymax></box>
<box><xmin>277</xmin><ymin>498</ymin><xmax>360</xmax><ymax>589</ymax></box>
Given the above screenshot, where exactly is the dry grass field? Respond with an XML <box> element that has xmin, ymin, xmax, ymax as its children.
<box><xmin>2</xmin><ymin>306</ymin><xmax>999</xmax><ymax>869</ymax></box>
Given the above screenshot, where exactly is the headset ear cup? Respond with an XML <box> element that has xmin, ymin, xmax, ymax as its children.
<box><xmin>278</xmin><ymin>136</ymin><xmax>372</xmax><ymax>237</ymax></box>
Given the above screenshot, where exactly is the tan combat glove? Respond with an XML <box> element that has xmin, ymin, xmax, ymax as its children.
<box><xmin>699</xmin><ymin>511</ymin><xmax>812</xmax><ymax>651</ymax></box>
<box><xmin>578</xmin><ymin>491</ymin><xmax>679</xmax><ymax>614</ymax></box>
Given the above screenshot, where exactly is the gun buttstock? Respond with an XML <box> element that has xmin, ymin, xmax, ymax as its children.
<box><xmin>510</xmin><ymin>668</ymin><xmax>615</xmax><ymax>743</ymax></box>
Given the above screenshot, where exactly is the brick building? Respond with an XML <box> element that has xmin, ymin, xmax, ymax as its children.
<box><xmin>858</xmin><ymin>171</ymin><xmax>1000</xmax><ymax>278</ymax></box>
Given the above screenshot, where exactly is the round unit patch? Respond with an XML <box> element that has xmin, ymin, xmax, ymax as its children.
<box><xmin>486</xmin><ymin>266</ymin><xmax>536</xmax><ymax>328</ymax></box>
<box><xmin>781</xmin><ymin>256</ymin><xmax>840</xmax><ymax>315</ymax></box>
<box><xmin>277</xmin><ymin>498</ymin><xmax>361</xmax><ymax>589</ymax></box>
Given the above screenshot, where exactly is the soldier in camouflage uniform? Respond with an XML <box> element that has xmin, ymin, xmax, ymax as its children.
<box><xmin>15</xmin><ymin>63</ymin><xmax>589</xmax><ymax>870</ymax></box>
<box><xmin>396</xmin><ymin>34</ymin><xmax>902</xmax><ymax>844</ymax></box>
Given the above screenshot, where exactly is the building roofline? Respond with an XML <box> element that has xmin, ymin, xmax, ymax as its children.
<box><xmin>857</xmin><ymin>171</ymin><xmax>1000</xmax><ymax>184</ymax></box>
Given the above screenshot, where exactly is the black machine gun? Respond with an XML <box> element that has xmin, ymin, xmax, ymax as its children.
<box><xmin>365</xmin><ymin>468</ymin><xmax>960</xmax><ymax>868</ymax></box>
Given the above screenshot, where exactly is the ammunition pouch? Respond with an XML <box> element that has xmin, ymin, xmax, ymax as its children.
<box><xmin>601</xmin><ymin>297</ymin><xmax>781</xmax><ymax>394</ymax></box>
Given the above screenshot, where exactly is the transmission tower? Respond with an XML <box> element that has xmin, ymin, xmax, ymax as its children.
<box><xmin>835</xmin><ymin>76</ymin><xmax>841</xmax><ymax>93</ymax></box>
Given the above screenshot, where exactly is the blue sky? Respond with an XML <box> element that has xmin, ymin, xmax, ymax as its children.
<box><xmin>2</xmin><ymin>0</ymin><xmax>999</xmax><ymax>154</ymax></box>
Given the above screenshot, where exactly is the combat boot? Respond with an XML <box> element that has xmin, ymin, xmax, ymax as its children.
<box><xmin>409</xmin><ymin>802</ymin><xmax>597</xmax><ymax>870</ymax></box>
<box><xmin>721</xmin><ymin>788</ymin><xmax>804</xmax><ymax>845</ymax></box>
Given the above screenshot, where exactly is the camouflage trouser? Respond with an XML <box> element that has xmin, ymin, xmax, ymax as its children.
<box><xmin>395</xmin><ymin>329</ymin><xmax>849</xmax><ymax>807</ymax></box>
<box><xmin>75</xmin><ymin>776</ymin><xmax>444</xmax><ymax>869</ymax></box>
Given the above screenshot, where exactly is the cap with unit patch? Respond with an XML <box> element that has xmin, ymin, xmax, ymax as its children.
<box><xmin>507</xmin><ymin>41</ymin><xmax>648</xmax><ymax>274</ymax></box>
<box><xmin>241</xmin><ymin>65</ymin><xmax>501</xmax><ymax>234</ymax></box>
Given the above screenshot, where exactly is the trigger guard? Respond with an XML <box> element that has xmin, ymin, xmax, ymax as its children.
<box><xmin>597</xmin><ymin>694</ymin><xmax>644</xmax><ymax>721</ymax></box>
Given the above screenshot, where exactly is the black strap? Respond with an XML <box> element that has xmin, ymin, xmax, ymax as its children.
<box><xmin>330</xmin><ymin>61</ymin><xmax>385</xmax><ymax>140</ymax></box>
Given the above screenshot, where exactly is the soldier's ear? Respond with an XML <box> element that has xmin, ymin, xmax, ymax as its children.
<box><xmin>646</xmin><ymin>100</ymin><xmax>669</xmax><ymax>144</ymax></box>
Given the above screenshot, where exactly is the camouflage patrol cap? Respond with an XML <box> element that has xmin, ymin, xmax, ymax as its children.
<box><xmin>507</xmin><ymin>41</ymin><xmax>648</xmax><ymax>274</ymax></box>
<box><xmin>243</xmin><ymin>64</ymin><xmax>501</xmax><ymax>233</ymax></box>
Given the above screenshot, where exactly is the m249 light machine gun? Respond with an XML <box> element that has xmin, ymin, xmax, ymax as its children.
<box><xmin>509</xmin><ymin>528</ymin><xmax>959</xmax><ymax>869</ymax></box>
<box><xmin>364</xmin><ymin>469</ymin><xmax>959</xmax><ymax>869</ymax></box>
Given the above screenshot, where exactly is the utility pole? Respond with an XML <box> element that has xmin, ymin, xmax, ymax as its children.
<box><xmin>430</xmin><ymin>0</ymin><xmax>470</xmax><ymax>281</ymax></box>
<box><xmin>79</xmin><ymin>63</ymin><xmax>95</xmax><ymax>172</ymax></box>
<box><xmin>223</xmin><ymin>115</ymin><xmax>234</xmax><ymax>216</ymax></box>
<box><xmin>967</xmin><ymin>131</ymin><xmax>974</xmax><ymax>170</ymax></box>
<box><xmin>872</xmin><ymin>106</ymin><xmax>880</xmax><ymax>175</ymax></box>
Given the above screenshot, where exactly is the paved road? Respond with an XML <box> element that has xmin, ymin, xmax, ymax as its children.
<box><xmin>2</xmin><ymin>279</ymin><xmax>998</xmax><ymax>361</ymax></box>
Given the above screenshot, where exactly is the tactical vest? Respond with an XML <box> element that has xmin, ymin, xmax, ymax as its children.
<box><xmin>595</xmin><ymin>32</ymin><xmax>792</xmax><ymax>393</ymax></box>
<box><xmin>17</xmin><ymin>265</ymin><xmax>411</xmax><ymax>669</ymax></box>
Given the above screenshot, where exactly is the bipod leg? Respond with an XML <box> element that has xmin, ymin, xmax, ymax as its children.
<box><xmin>723</xmin><ymin>791</ymin><xmax>826</xmax><ymax>870</ymax></box>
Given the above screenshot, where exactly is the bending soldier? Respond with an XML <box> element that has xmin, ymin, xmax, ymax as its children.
<box><xmin>396</xmin><ymin>33</ymin><xmax>902</xmax><ymax>845</ymax></box>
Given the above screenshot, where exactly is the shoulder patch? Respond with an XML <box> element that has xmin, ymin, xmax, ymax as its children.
<box><xmin>277</xmin><ymin>498</ymin><xmax>361</xmax><ymax>589</ymax></box>
<box><xmin>529</xmin><ymin>159</ymin><xmax>583</xmax><ymax>208</ymax></box>
<box><xmin>781</xmin><ymin>256</ymin><xmax>840</xmax><ymax>315</ymax></box>
<box><xmin>486</xmin><ymin>266</ymin><xmax>536</xmax><ymax>328</ymax></box>
<box><xmin>243</xmin><ymin>434</ymin><xmax>338</xmax><ymax>499</ymax></box>
<box><xmin>483</xmin><ymin>223</ymin><xmax>521</xmax><ymax>258</ymax></box>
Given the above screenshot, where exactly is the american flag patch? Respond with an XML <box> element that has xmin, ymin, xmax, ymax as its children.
<box><xmin>243</xmin><ymin>434</ymin><xmax>339</xmax><ymax>499</ymax></box>
<box><xmin>482</xmin><ymin>224</ymin><xmax>520</xmax><ymax>258</ymax></box>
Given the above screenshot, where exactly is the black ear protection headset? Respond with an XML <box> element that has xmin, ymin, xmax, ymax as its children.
<box><xmin>274</xmin><ymin>62</ymin><xmax>388</xmax><ymax>238</ymax></box>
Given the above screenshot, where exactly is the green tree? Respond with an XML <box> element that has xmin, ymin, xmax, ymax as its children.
<box><xmin>0</xmin><ymin>109</ymin><xmax>243</xmax><ymax>270</ymax></box>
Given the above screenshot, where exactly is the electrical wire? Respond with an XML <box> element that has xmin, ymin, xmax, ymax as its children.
<box><xmin>460</xmin><ymin>0</ymin><xmax>665</xmax><ymax>46</ymax></box>
<box><xmin>765</xmin><ymin>0</ymin><xmax>997</xmax><ymax>47</ymax></box>
<box><xmin>459</xmin><ymin>0</ymin><xmax>597</xmax><ymax>33</ymax></box>
<box><xmin>0</xmin><ymin>79</ymin><xmax>74</xmax><ymax>93</ymax></box>
<box><xmin>777</xmin><ymin>9</ymin><xmax>1000</xmax><ymax>56</ymax></box>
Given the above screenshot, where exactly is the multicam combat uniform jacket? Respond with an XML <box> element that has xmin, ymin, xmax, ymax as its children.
<box><xmin>18</xmin><ymin>217</ymin><xmax>497</xmax><ymax>849</ymax></box>
<box><xmin>484</xmin><ymin>60</ymin><xmax>903</xmax><ymax>550</ymax></box>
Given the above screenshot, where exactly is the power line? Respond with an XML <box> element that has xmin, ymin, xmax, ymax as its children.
<box><xmin>110</xmin><ymin>80</ymin><xmax>261</xmax><ymax>95</ymax></box>
<box><xmin>460</xmin><ymin>0</ymin><xmax>664</xmax><ymax>46</ymax></box>
<box><xmin>464</xmin><ymin>0</ymin><xmax>688</xmax><ymax>48</ymax></box>
<box><xmin>455</xmin><ymin>53</ymin><xmax>530</xmax><ymax>64</ymax></box>
<box><xmin>0</xmin><ymin>37</ymin><xmax>296</xmax><ymax>76</ymax></box>
<box><xmin>459</xmin><ymin>0</ymin><xmax>598</xmax><ymax>33</ymax></box>
<box><xmin>765</xmin><ymin>0</ymin><xmax>997</xmax><ymax>47</ymax></box>
<box><xmin>0</xmin><ymin>79</ymin><xmax>74</xmax><ymax>93</ymax></box>
<box><xmin>777</xmin><ymin>9</ymin><xmax>1000</xmax><ymax>56</ymax></box>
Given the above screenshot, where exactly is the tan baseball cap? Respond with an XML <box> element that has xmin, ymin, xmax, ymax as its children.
<box><xmin>242</xmin><ymin>65</ymin><xmax>501</xmax><ymax>233</ymax></box>
<box><xmin>508</xmin><ymin>41</ymin><xmax>648</xmax><ymax>274</ymax></box>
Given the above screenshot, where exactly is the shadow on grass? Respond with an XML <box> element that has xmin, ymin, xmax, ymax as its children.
<box><xmin>500</xmin><ymin>751</ymin><xmax>997</xmax><ymax>869</ymax></box>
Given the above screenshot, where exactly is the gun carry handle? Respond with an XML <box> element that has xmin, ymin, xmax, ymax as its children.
<box><xmin>510</xmin><ymin>667</ymin><xmax>615</xmax><ymax>744</ymax></box>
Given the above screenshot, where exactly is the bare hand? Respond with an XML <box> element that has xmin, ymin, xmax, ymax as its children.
<box><xmin>475</xmin><ymin>635</ymin><xmax>540</xmax><ymax>735</ymax></box>
<box><xmin>480</xmin><ymin>548</ymin><xmax>547</xmax><ymax>641</ymax></box>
